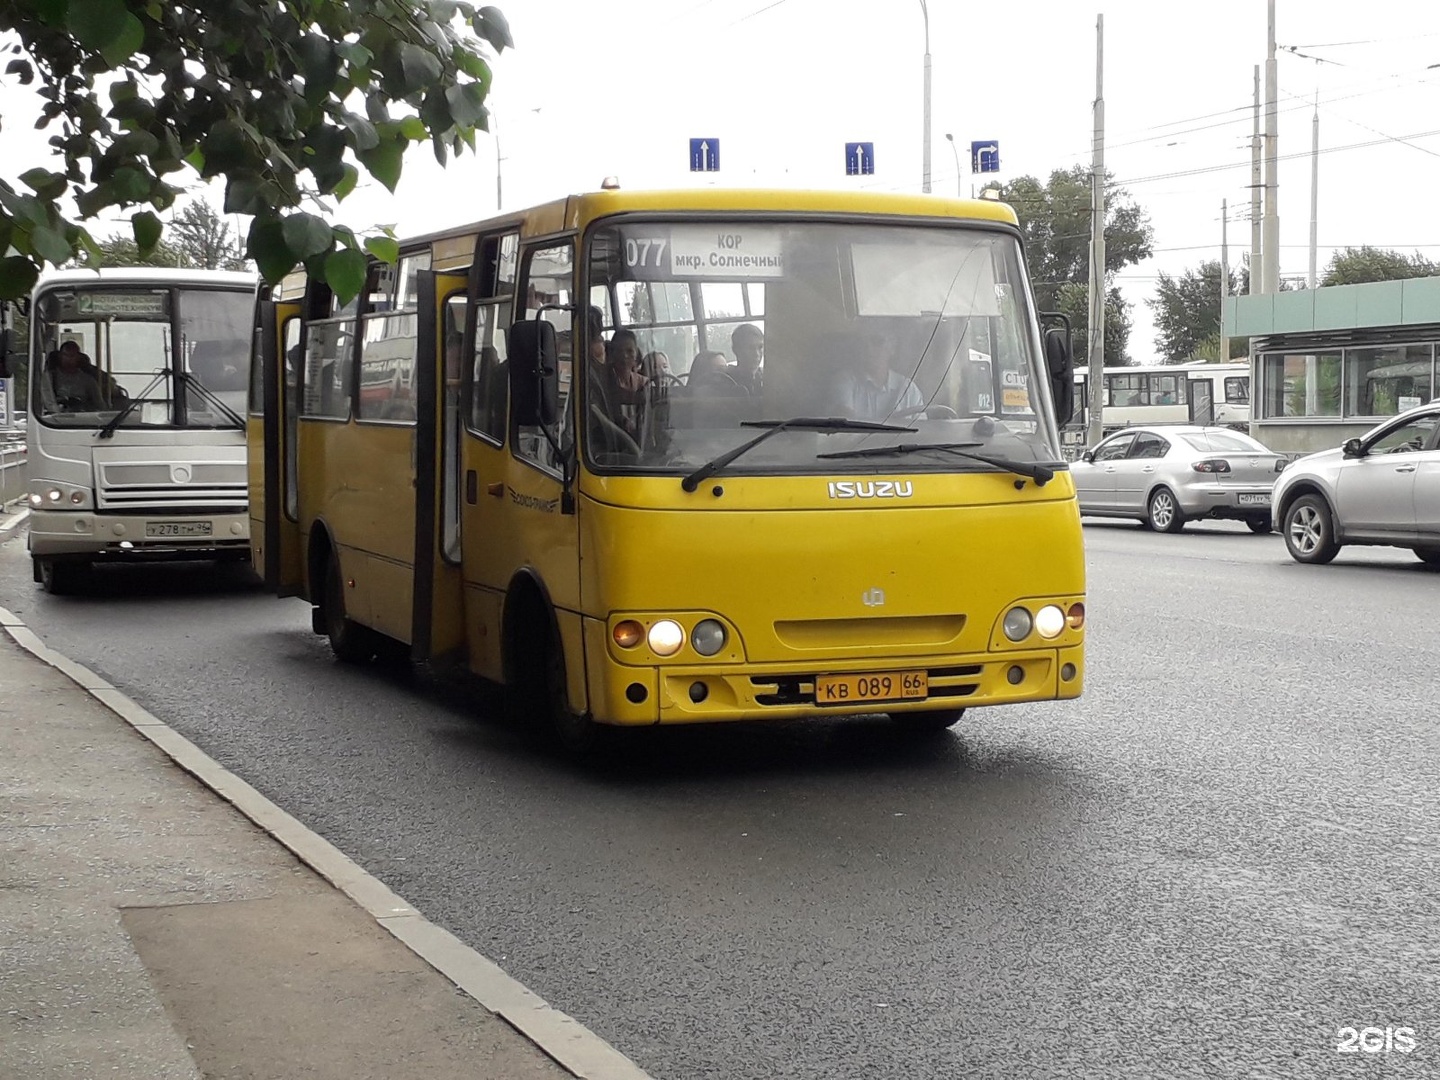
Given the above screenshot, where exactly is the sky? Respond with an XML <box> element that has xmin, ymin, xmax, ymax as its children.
<box><xmin>3</xmin><ymin>0</ymin><xmax>1438</xmax><ymax>359</ymax></box>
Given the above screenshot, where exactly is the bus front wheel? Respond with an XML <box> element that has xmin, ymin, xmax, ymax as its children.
<box><xmin>507</xmin><ymin>605</ymin><xmax>600</xmax><ymax>756</ymax></box>
<box><xmin>36</xmin><ymin>557</ymin><xmax>91</xmax><ymax>596</ymax></box>
<box><xmin>322</xmin><ymin>553</ymin><xmax>380</xmax><ymax>663</ymax></box>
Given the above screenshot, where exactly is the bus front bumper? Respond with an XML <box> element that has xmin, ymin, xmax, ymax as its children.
<box><xmin>586</xmin><ymin>641</ymin><xmax>1085</xmax><ymax>727</ymax></box>
<box><xmin>28</xmin><ymin>509</ymin><xmax>250</xmax><ymax>559</ymax></box>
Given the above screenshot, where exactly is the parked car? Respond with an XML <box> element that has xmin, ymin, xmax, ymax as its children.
<box><xmin>1272</xmin><ymin>400</ymin><xmax>1440</xmax><ymax>566</ymax></box>
<box><xmin>1071</xmin><ymin>425</ymin><xmax>1287</xmax><ymax>533</ymax></box>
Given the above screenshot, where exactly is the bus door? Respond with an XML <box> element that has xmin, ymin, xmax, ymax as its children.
<box><xmin>411</xmin><ymin>271</ymin><xmax>469</xmax><ymax>662</ymax></box>
<box><xmin>1187</xmin><ymin>376</ymin><xmax>1215</xmax><ymax>425</ymax></box>
<box><xmin>251</xmin><ymin>297</ymin><xmax>304</xmax><ymax>594</ymax></box>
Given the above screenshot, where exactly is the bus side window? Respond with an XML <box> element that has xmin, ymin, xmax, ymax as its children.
<box><xmin>301</xmin><ymin>318</ymin><xmax>354</xmax><ymax>420</ymax></box>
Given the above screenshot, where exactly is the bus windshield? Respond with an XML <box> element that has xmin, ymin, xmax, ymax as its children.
<box><xmin>582</xmin><ymin>219</ymin><xmax>1060</xmax><ymax>475</ymax></box>
<box><xmin>34</xmin><ymin>285</ymin><xmax>252</xmax><ymax>430</ymax></box>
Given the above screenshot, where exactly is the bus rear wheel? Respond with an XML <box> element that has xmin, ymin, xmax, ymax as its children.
<box><xmin>888</xmin><ymin>708</ymin><xmax>965</xmax><ymax>734</ymax></box>
<box><xmin>322</xmin><ymin>553</ymin><xmax>380</xmax><ymax>663</ymax></box>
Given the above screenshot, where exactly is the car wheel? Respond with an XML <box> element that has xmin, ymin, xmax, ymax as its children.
<box><xmin>888</xmin><ymin>708</ymin><xmax>965</xmax><ymax>734</ymax></box>
<box><xmin>1147</xmin><ymin>487</ymin><xmax>1185</xmax><ymax>533</ymax></box>
<box><xmin>1245</xmin><ymin>518</ymin><xmax>1273</xmax><ymax>534</ymax></box>
<box><xmin>1283</xmin><ymin>494</ymin><xmax>1340</xmax><ymax>565</ymax></box>
<box><xmin>1413</xmin><ymin>546</ymin><xmax>1440</xmax><ymax>568</ymax></box>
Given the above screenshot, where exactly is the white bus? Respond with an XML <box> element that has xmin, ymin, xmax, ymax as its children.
<box><xmin>8</xmin><ymin>268</ymin><xmax>258</xmax><ymax>592</ymax></box>
<box><xmin>1061</xmin><ymin>361</ymin><xmax>1250</xmax><ymax>452</ymax></box>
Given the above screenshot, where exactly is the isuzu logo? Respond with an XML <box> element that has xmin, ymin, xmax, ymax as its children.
<box><xmin>827</xmin><ymin>480</ymin><xmax>914</xmax><ymax>500</ymax></box>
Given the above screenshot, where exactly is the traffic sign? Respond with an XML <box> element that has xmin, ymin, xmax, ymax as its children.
<box><xmin>971</xmin><ymin>141</ymin><xmax>1000</xmax><ymax>174</ymax></box>
<box><xmin>845</xmin><ymin>142</ymin><xmax>875</xmax><ymax>176</ymax></box>
<box><xmin>689</xmin><ymin>138</ymin><xmax>720</xmax><ymax>172</ymax></box>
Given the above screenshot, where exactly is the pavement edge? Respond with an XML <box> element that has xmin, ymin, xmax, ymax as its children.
<box><xmin>0</xmin><ymin>600</ymin><xmax>655</xmax><ymax>1080</ymax></box>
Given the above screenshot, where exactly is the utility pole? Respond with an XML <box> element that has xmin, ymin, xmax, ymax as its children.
<box><xmin>1087</xmin><ymin>13</ymin><xmax>1106</xmax><ymax>448</ymax></box>
<box><xmin>1220</xmin><ymin>199</ymin><xmax>1231</xmax><ymax>367</ymax></box>
<box><xmin>919</xmin><ymin>0</ymin><xmax>931</xmax><ymax>193</ymax></box>
<box><xmin>1309</xmin><ymin>91</ymin><xmax>1319</xmax><ymax>288</ymax></box>
<box><xmin>1262</xmin><ymin>0</ymin><xmax>1280</xmax><ymax>293</ymax></box>
<box><xmin>1250</xmin><ymin>66</ymin><xmax>1262</xmax><ymax>294</ymax></box>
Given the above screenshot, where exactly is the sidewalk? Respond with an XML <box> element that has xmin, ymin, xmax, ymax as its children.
<box><xmin>0</xmin><ymin>586</ymin><xmax>652</xmax><ymax>1079</ymax></box>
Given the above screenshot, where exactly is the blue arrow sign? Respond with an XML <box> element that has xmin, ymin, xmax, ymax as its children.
<box><xmin>690</xmin><ymin>138</ymin><xmax>720</xmax><ymax>172</ymax></box>
<box><xmin>970</xmin><ymin>141</ymin><xmax>1000</xmax><ymax>174</ymax></box>
<box><xmin>845</xmin><ymin>142</ymin><xmax>875</xmax><ymax>176</ymax></box>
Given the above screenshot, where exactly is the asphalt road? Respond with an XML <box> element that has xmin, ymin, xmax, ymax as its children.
<box><xmin>2</xmin><ymin>516</ymin><xmax>1436</xmax><ymax>1079</ymax></box>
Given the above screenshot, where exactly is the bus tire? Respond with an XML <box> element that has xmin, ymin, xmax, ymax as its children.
<box><xmin>322</xmin><ymin>551</ymin><xmax>379</xmax><ymax>663</ymax></box>
<box><xmin>506</xmin><ymin>598</ymin><xmax>600</xmax><ymax>756</ymax></box>
<box><xmin>37</xmin><ymin>557</ymin><xmax>90</xmax><ymax>596</ymax></box>
<box><xmin>1413</xmin><ymin>546</ymin><xmax>1440</xmax><ymax>568</ymax></box>
<box><xmin>888</xmin><ymin>708</ymin><xmax>964</xmax><ymax>734</ymax></box>
<box><xmin>1146</xmin><ymin>487</ymin><xmax>1185</xmax><ymax>533</ymax></box>
<box><xmin>1283</xmin><ymin>494</ymin><xmax>1340</xmax><ymax>565</ymax></box>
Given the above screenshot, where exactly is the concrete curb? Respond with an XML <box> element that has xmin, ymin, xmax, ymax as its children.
<box><xmin>0</xmin><ymin>603</ymin><xmax>655</xmax><ymax>1080</ymax></box>
<box><xmin>0</xmin><ymin>504</ymin><xmax>29</xmax><ymax>542</ymax></box>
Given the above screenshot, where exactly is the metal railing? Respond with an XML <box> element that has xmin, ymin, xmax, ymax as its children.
<box><xmin>1</xmin><ymin>441</ymin><xmax>28</xmax><ymax>506</ymax></box>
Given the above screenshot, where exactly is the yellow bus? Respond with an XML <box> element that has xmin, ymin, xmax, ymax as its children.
<box><xmin>248</xmin><ymin>188</ymin><xmax>1085</xmax><ymax>751</ymax></box>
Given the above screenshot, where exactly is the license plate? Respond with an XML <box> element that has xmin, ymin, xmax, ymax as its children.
<box><xmin>815</xmin><ymin>670</ymin><xmax>927</xmax><ymax>706</ymax></box>
<box><xmin>1237</xmin><ymin>493</ymin><xmax>1270</xmax><ymax>506</ymax></box>
<box><xmin>145</xmin><ymin>521</ymin><xmax>213</xmax><ymax>538</ymax></box>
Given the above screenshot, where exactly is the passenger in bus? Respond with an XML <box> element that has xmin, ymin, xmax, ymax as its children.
<box><xmin>605</xmin><ymin>329</ymin><xmax>647</xmax><ymax>439</ymax></box>
<box><xmin>190</xmin><ymin>340</ymin><xmax>247</xmax><ymax>392</ymax></box>
<box><xmin>687</xmin><ymin>349</ymin><xmax>736</xmax><ymax>390</ymax></box>
<box><xmin>729</xmin><ymin>323</ymin><xmax>764</xmax><ymax>393</ymax></box>
<box><xmin>45</xmin><ymin>341</ymin><xmax>107</xmax><ymax>412</ymax></box>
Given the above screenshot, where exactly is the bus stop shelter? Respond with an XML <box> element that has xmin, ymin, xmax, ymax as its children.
<box><xmin>1224</xmin><ymin>276</ymin><xmax>1440</xmax><ymax>455</ymax></box>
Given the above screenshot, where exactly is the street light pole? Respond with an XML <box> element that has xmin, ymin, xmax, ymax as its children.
<box><xmin>944</xmin><ymin>133</ymin><xmax>962</xmax><ymax>197</ymax></box>
<box><xmin>919</xmin><ymin>0</ymin><xmax>931</xmax><ymax>193</ymax></box>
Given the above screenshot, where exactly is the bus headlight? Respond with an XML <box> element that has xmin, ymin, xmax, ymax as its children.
<box><xmin>1002</xmin><ymin>606</ymin><xmax>1033</xmax><ymax>641</ymax></box>
<box><xmin>612</xmin><ymin>620</ymin><xmax>644</xmax><ymax>649</ymax></box>
<box><xmin>647</xmin><ymin>620</ymin><xmax>685</xmax><ymax>656</ymax></box>
<box><xmin>691</xmin><ymin>619</ymin><xmax>727</xmax><ymax>656</ymax></box>
<box><xmin>1035</xmin><ymin>605</ymin><xmax>1066</xmax><ymax>639</ymax></box>
<box><xmin>47</xmin><ymin>488</ymin><xmax>63</xmax><ymax>502</ymax></box>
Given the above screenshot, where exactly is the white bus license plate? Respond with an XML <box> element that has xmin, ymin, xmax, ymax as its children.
<box><xmin>815</xmin><ymin>670</ymin><xmax>927</xmax><ymax>706</ymax></box>
<box><xmin>1237</xmin><ymin>494</ymin><xmax>1270</xmax><ymax>506</ymax></box>
<box><xmin>145</xmin><ymin>521</ymin><xmax>213</xmax><ymax>538</ymax></box>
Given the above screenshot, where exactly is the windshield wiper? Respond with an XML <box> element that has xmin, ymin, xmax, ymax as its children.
<box><xmin>180</xmin><ymin>371</ymin><xmax>244</xmax><ymax>429</ymax></box>
<box><xmin>680</xmin><ymin>417</ymin><xmax>915</xmax><ymax>492</ymax></box>
<box><xmin>96</xmin><ymin>368</ymin><xmax>168</xmax><ymax>440</ymax></box>
<box><xmin>818</xmin><ymin>441</ymin><xmax>1058</xmax><ymax>486</ymax></box>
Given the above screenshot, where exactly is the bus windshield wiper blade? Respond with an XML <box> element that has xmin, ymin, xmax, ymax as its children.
<box><xmin>819</xmin><ymin>441</ymin><xmax>1057</xmax><ymax>486</ymax></box>
<box><xmin>96</xmin><ymin>368</ymin><xmax>169</xmax><ymax>439</ymax></box>
<box><xmin>181</xmin><ymin>372</ymin><xmax>244</xmax><ymax>428</ymax></box>
<box><xmin>815</xmin><ymin>440</ymin><xmax>984</xmax><ymax>460</ymax></box>
<box><xmin>680</xmin><ymin>417</ymin><xmax>915</xmax><ymax>492</ymax></box>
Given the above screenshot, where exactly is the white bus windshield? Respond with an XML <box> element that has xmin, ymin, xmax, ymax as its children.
<box><xmin>582</xmin><ymin>219</ymin><xmax>1060</xmax><ymax>475</ymax></box>
<box><xmin>34</xmin><ymin>285</ymin><xmax>252</xmax><ymax>430</ymax></box>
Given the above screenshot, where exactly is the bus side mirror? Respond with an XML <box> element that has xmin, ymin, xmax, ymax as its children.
<box><xmin>0</xmin><ymin>328</ymin><xmax>12</xmax><ymax>378</ymax></box>
<box><xmin>1045</xmin><ymin>327</ymin><xmax>1074</xmax><ymax>423</ymax></box>
<box><xmin>507</xmin><ymin>319</ymin><xmax>558</xmax><ymax>427</ymax></box>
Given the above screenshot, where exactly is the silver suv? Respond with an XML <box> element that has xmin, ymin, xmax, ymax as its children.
<box><xmin>1273</xmin><ymin>400</ymin><xmax>1440</xmax><ymax>566</ymax></box>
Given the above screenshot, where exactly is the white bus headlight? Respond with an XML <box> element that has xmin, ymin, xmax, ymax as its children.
<box><xmin>691</xmin><ymin>619</ymin><xmax>727</xmax><ymax>656</ymax></box>
<box><xmin>647</xmin><ymin>620</ymin><xmax>684</xmax><ymax>656</ymax></box>
<box><xmin>1035</xmin><ymin>605</ymin><xmax>1066</xmax><ymax>639</ymax></box>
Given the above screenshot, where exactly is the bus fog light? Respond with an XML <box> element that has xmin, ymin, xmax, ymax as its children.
<box><xmin>1035</xmin><ymin>605</ymin><xmax>1065</xmax><ymax>639</ymax></box>
<box><xmin>691</xmin><ymin>619</ymin><xmax>726</xmax><ymax>656</ymax></box>
<box><xmin>1066</xmin><ymin>602</ymin><xmax>1086</xmax><ymax>630</ymax></box>
<box><xmin>613</xmin><ymin>620</ymin><xmax>644</xmax><ymax>649</ymax></box>
<box><xmin>1061</xmin><ymin>663</ymin><xmax>1077</xmax><ymax>682</ymax></box>
<box><xmin>1007</xmin><ymin>665</ymin><xmax>1025</xmax><ymax>685</ymax></box>
<box><xmin>1002</xmin><ymin>606</ymin><xmax>1032</xmax><ymax>641</ymax></box>
<box><xmin>648</xmin><ymin>619</ymin><xmax>684</xmax><ymax>656</ymax></box>
<box><xmin>689</xmin><ymin>681</ymin><xmax>708</xmax><ymax>703</ymax></box>
<box><xmin>69</xmin><ymin>491</ymin><xmax>85</xmax><ymax>504</ymax></box>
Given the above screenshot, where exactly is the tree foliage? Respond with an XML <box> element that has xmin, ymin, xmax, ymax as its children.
<box><xmin>166</xmin><ymin>200</ymin><xmax>246</xmax><ymax>270</ymax></box>
<box><xmin>998</xmin><ymin>165</ymin><xmax>1153</xmax><ymax>365</ymax></box>
<box><xmin>1149</xmin><ymin>260</ymin><xmax>1248</xmax><ymax>365</ymax></box>
<box><xmin>1320</xmin><ymin>246</ymin><xmax>1438</xmax><ymax>287</ymax></box>
<box><xmin>0</xmin><ymin>0</ymin><xmax>511</xmax><ymax>301</ymax></box>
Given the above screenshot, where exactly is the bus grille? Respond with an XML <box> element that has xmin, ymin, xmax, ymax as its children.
<box><xmin>97</xmin><ymin>461</ymin><xmax>247</xmax><ymax>512</ymax></box>
<box><xmin>749</xmin><ymin>664</ymin><xmax>984</xmax><ymax>707</ymax></box>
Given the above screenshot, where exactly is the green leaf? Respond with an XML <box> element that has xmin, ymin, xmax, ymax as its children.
<box><xmin>399</xmin><ymin>43</ymin><xmax>443</xmax><ymax>93</ymax></box>
<box><xmin>452</xmin><ymin>48</ymin><xmax>491</xmax><ymax>81</ymax></box>
<box><xmin>332</xmin><ymin>164</ymin><xmax>359</xmax><ymax>200</ymax></box>
<box><xmin>0</xmin><ymin>256</ymin><xmax>40</xmax><ymax>301</ymax></box>
<box><xmin>68</xmin><ymin>0</ymin><xmax>131</xmax><ymax>51</ymax></box>
<box><xmin>323</xmin><ymin>247</ymin><xmax>368</xmax><ymax>306</ymax></box>
<box><xmin>282</xmin><ymin>213</ymin><xmax>332</xmax><ymax>260</ymax></box>
<box><xmin>248</xmin><ymin>218</ymin><xmax>296</xmax><ymax>283</ymax></box>
<box><xmin>342</xmin><ymin>114</ymin><xmax>379</xmax><ymax>151</ymax></box>
<box><xmin>222</xmin><ymin>174</ymin><xmax>263</xmax><ymax>215</ymax></box>
<box><xmin>445</xmin><ymin>82</ymin><xmax>489</xmax><ymax>129</ymax></box>
<box><xmin>5</xmin><ymin>58</ymin><xmax>34</xmax><ymax>85</ymax></box>
<box><xmin>19</xmin><ymin>168</ymin><xmax>68</xmax><ymax>201</ymax></box>
<box><xmin>358</xmin><ymin>139</ymin><xmax>403</xmax><ymax>192</ymax></box>
<box><xmin>399</xmin><ymin>116</ymin><xmax>427</xmax><ymax>141</ymax></box>
<box><xmin>29</xmin><ymin>223</ymin><xmax>73</xmax><ymax>265</ymax></box>
<box><xmin>110</xmin><ymin>166</ymin><xmax>151</xmax><ymax>203</ymax></box>
<box><xmin>475</xmin><ymin>7</ymin><xmax>514</xmax><ymax>52</ymax></box>
<box><xmin>335</xmin><ymin>41</ymin><xmax>373</xmax><ymax>67</ymax></box>
<box><xmin>364</xmin><ymin>236</ymin><xmax>399</xmax><ymax>264</ymax></box>
<box><xmin>99</xmin><ymin>13</ymin><xmax>145</xmax><ymax>66</ymax></box>
<box><xmin>331</xmin><ymin>224</ymin><xmax>358</xmax><ymax>250</ymax></box>
<box><xmin>132</xmin><ymin>210</ymin><xmax>162</xmax><ymax>254</ymax></box>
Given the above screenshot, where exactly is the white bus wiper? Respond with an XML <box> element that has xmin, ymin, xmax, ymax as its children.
<box><xmin>818</xmin><ymin>441</ymin><xmax>1058</xmax><ymax>486</ymax></box>
<box><xmin>680</xmin><ymin>417</ymin><xmax>915</xmax><ymax>492</ymax></box>
<box><xmin>181</xmin><ymin>371</ymin><xmax>245</xmax><ymax>428</ymax></box>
